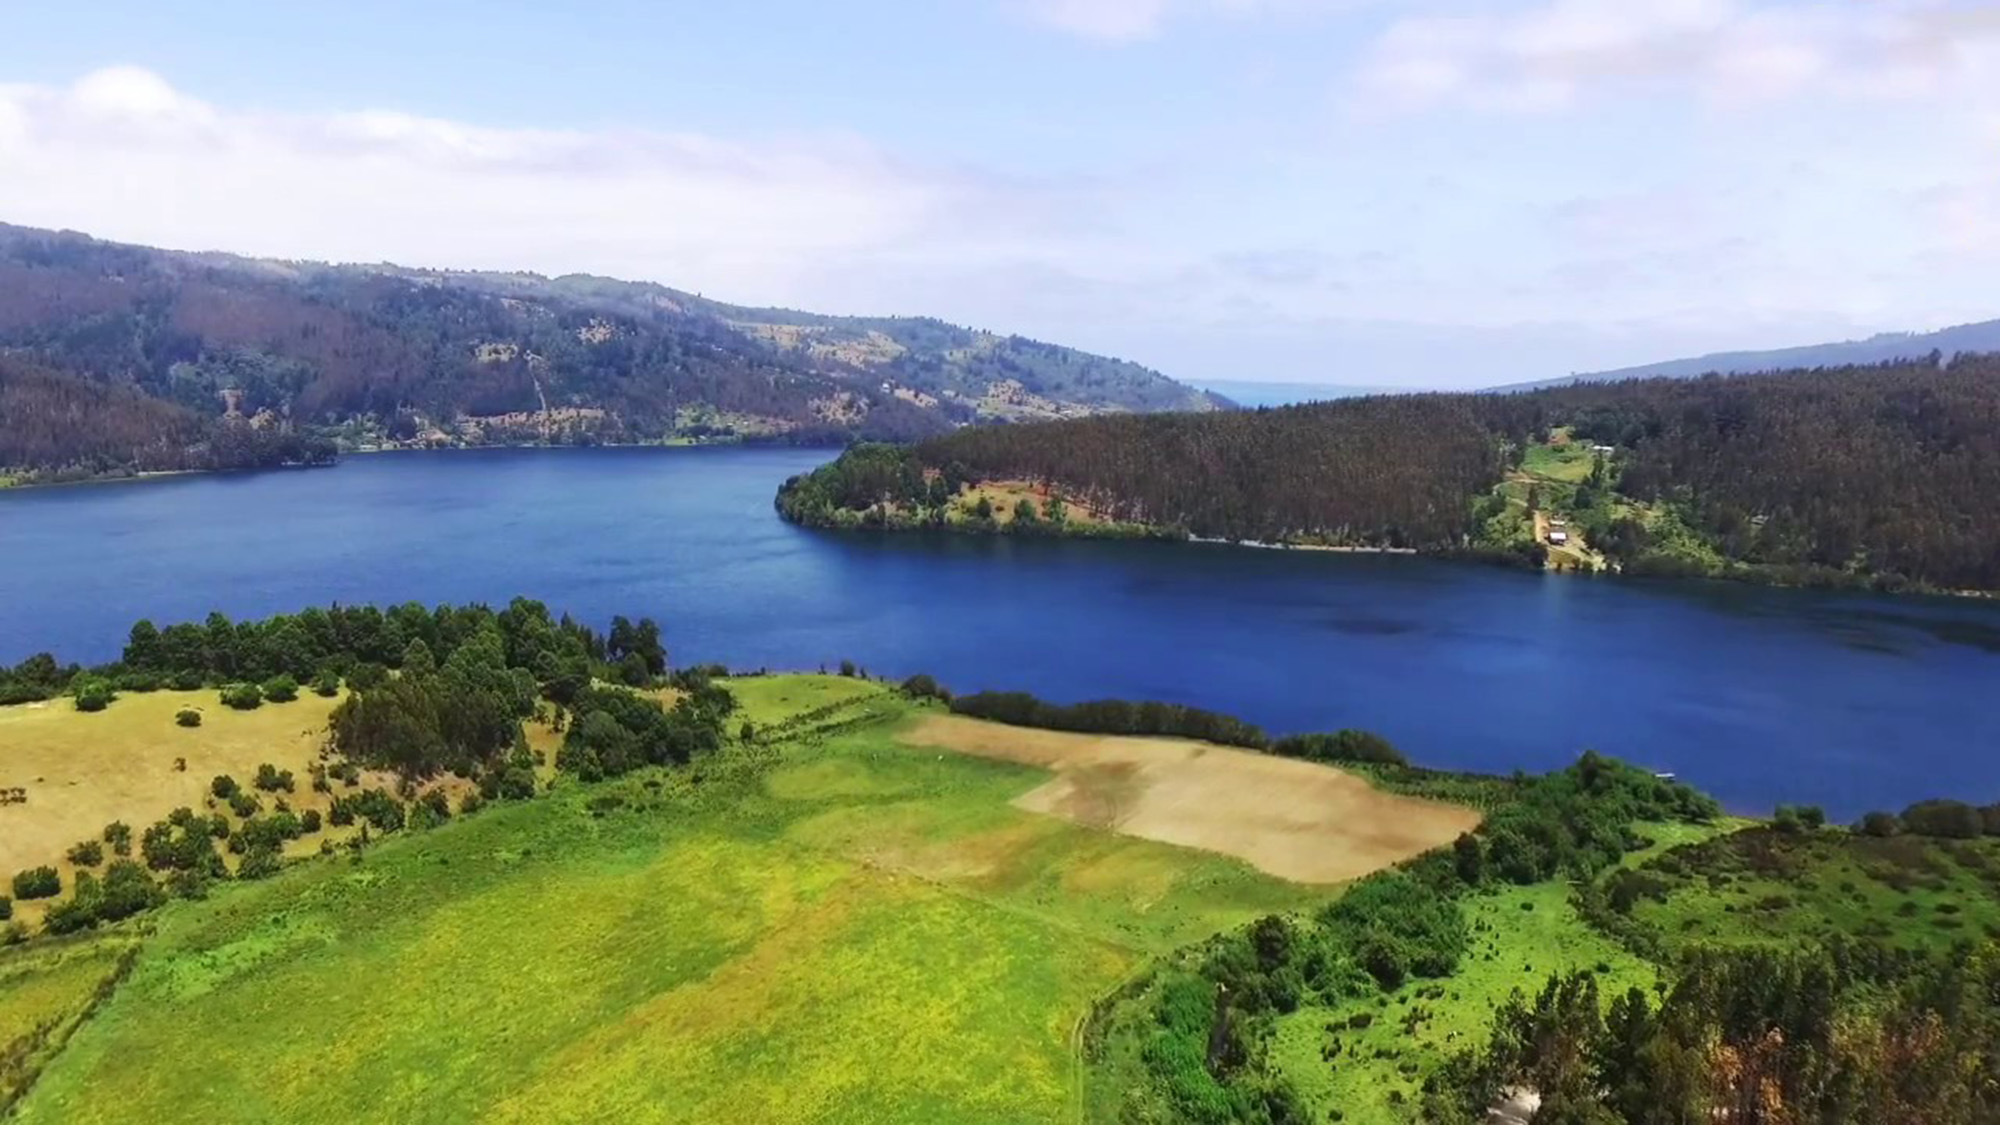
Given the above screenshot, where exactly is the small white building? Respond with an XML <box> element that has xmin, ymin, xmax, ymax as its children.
<box><xmin>1549</xmin><ymin>530</ymin><xmax>1570</xmax><ymax>546</ymax></box>
<box><xmin>1591</xmin><ymin>444</ymin><xmax>1615</xmax><ymax>454</ymax></box>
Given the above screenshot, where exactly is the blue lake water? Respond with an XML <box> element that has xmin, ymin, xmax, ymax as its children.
<box><xmin>3</xmin><ymin>445</ymin><xmax>1997</xmax><ymax>819</ymax></box>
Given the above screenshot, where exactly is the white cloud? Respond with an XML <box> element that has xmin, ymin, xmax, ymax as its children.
<box><xmin>0</xmin><ymin>67</ymin><xmax>1081</xmax><ymax>308</ymax></box>
<box><xmin>1017</xmin><ymin>0</ymin><xmax>1350</xmax><ymax>43</ymax></box>
<box><xmin>1022</xmin><ymin>0</ymin><xmax>1174</xmax><ymax>41</ymax></box>
<box><xmin>1353</xmin><ymin>0</ymin><xmax>2000</xmax><ymax>113</ymax></box>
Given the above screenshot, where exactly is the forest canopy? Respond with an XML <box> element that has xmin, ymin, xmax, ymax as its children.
<box><xmin>781</xmin><ymin>358</ymin><xmax>2000</xmax><ymax>591</ymax></box>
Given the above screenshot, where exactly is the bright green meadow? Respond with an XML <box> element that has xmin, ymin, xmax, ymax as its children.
<box><xmin>6</xmin><ymin>676</ymin><xmax>1313</xmax><ymax>1124</ymax></box>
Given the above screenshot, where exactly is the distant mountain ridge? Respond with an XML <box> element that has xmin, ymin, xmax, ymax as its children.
<box><xmin>1493</xmin><ymin>319</ymin><xmax>2000</xmax><ymax>391</ymax></box>
<box><xmin>0</xmin><ymin>222</ymin><xmax>1222</xmax><ymax>481</ymax></box>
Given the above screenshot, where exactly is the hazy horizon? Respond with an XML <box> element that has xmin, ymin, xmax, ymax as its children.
<box><xmin>7</xmin><ymin>1</ymin><xmax>1998</xmax><ymax>388</ymax></box>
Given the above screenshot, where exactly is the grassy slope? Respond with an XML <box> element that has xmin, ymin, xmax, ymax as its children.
<box><xmin>1100</xmin><ymin>818</ymin><xmax>1734</xmax><ymax>1124</ymax></box>
<box><xmin>1628</xmin><ymin>826</ymin><xmax>2000</xmax><ymax>957</ymax></box>
<box><xmin>1267</xmin><ymin>883</ymin><xmax>1652</xmax><ymax>1123</ymax></box>
<box><xmin>0</xmin><ymin>691</ymin><xmax>349</xmax><ymax>926</ymax></box>
<box><xmin>14</xmin><ymin>676</ymin><xmax>1314</xmax><ymax>1124</ymax></box>
<box><xmin>0</xmin><ymin>936</ymin><xmax>136</xmax><ymax>1109</ymax></box>
<box><xmin>1240</xmin><ymin>815</ymin><xmax>2000</xmax><ymax>1123</ymax></box>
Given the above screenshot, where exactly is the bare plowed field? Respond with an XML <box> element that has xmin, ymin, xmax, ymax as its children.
<box><xmin>899</xmin><ymin>715</ymin><xmax>1480</xmax><ymax>884</ymax></box>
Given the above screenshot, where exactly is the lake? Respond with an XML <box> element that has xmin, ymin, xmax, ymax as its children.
<box><xmin>3</xmin><ymin>445</ymin><xmax>1997</xmax><ymax>818</ymax></box>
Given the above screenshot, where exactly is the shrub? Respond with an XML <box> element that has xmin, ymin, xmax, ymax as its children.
<box><xmin>0</xmin><ymin>896</ymin><xmax>10</xmax><ymax>920</ymax></box>
<box><xmin>211</xmin><ymin>774</ymin><xmax>240</xmax><ymax>800</ymax></box>
<box><xmin>1858</xmin><ymin>811</ymin><xmax>1902</xmax><ymax>838</ymax></box>
<box><xmin>900</xmin><ymin>673</ymin><xmax>952</xmax><ymax>703</ymax></box>
<box><xmin>220</xmin><ymin>683</ymin><xmax>263</xmax><ymax>710</ymax></box>
<box><xmin>72</xmin><ymin>677</ymin><xmax>117</xmax><ymax>713</ymax></box>
<box><xmin>12</xmin><ymin>865</ymin><xmax>61</xmax><ymax>900</ymax></box>
<box><xmin>43</xmin><ymin>860</ymin><xmax>165</xmax><ymax>934</ymax></box>
<box><xmin>67</xmin><ymin>838</ymin><xmax>104</xmax><ymax>867</ymax></box>
<box><xmin>331</xmin><ymin>788</ymin><xmax>407</xmax><ymax>834</ymax></box>
<box><xmin>411</xmin><ymin>789</ymin><xmax>452</xmax><ymax>830</ymax></box>
<box><xmin>616</xmin><ymin>651</ymin><xmax>653</xmax><ymax>687</ymax></box>
<box><xmin>300</xmin><ymin>809</ymin><xmax>322</xmax><ymax>833</ymax></box>
<box><xmin>103</xmin><ymin>820</ymin><xmax>132</xmax><ymax>856</ymax></box>
<box><xmin>253</xmin><ymin>763</ymin><xmax>296</xmax><ymax>793</ymax></box>
<box><xmin>1901</xmin><ymin>799</ymin><xmax>1983</xmax><ymax>839</ymax></box>
<box><xmin>117</xmin><ymin>671</ymin><xmax>163</xmax><ymax>693</ymax></box>
<box><xmin>1774</xmin><ymin>804</ymin><xmax>1827</xmax><ymax>833</ymax></box>
<box><xmin>262</xmin><ymin>674</ymin><xmax>300</xmax><ymax>703</ymax></box>
<box><xmin>345</xmin><ymin>662</ymin><xmax>389</xmax><ymax>692</ymax></box>
<box><xmin>1322</xmin><ymin>872</ymin><xmax>1468</xmax><ymax>990</ymax></box>
<box><xmin>238</xmin><ymin>850</ymin><xmax>282</xmax><ymax>880</ymax></box>
<box><xmin>228</xmin><ymin>791</ymin><xmax>261</xmax><ymax>818</ymax></box>
<box><xmin>311</xmin><ymin>669</ymin><xmax>342</xmax><ymax>697</ymax></box>
<box><xmin>169</xmin><ymin>668</ymin><xmax>205</xmax><ymax>691</ymax></box>
<box><xmin>176</xmin><ymin>707</ymin><xmax>203</xmax><ymax>727</ymax></box>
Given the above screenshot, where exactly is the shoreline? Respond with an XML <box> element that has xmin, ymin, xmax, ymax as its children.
<box><xmin>781</xmin><ymin>509</ymin><xmax>2000</xmax><ymax>604</ymax></box>
<box><xmin>1187</xmin><ymin>535</ymin><xmax>1419</xmax><ymax>556</ymax></box>
<box><xmin>1</xmin><ymin>434</ymin><xmax>847</xmax><ymax>495</ymax></box>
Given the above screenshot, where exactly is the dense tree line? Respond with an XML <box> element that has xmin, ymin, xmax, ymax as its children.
<box><xmin>947</xmin><ymin>690</ymin><xmax>1269</xmax><ymax>748</ymax></box>
<box><xmin>0</xmin><ymin>599</ymin><xmax>643</xmax><ymax>706</ymax></box>
<box><xmin>784</xmin><ymin>396</ymin><xmax>1509</xmax><ymax>547</ymax></box>
<box><xmin>1267</xmin><ymin>730</ymin><xmax>1406</xmax><ymax>767</ymax></box>
<box><xmin>787</xmin><ymin>358</ymin><xmax>2000</xmax><ymax>590</ymax></box>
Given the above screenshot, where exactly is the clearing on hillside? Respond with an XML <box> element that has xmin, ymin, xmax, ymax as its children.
<box><xmin>900</xmin><ymin>714</ymin><xmax>1481</xmax><ymax>884</ymax></box>
<box><xmin>0</xmin><ymin>692</ymin><xmax>340</xmax><ymax>878</ymax></box>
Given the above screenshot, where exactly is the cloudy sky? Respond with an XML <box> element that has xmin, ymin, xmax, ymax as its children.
<box><xmin>5</xmin><ymin>0</ymin><xmax>1998</xmax><ymax>387</ymax></box>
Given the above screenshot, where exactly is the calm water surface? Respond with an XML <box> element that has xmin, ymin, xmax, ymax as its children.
<box><xmin>3</xmin><ymin>446</ymin><xmax>1996</xmax><ymax>818</ymax></box>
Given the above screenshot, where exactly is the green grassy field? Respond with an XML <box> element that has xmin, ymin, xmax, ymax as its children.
<box><xmin>0</xmin><ymin>935</ymin><xmax>136</xmax><ymax>1110</ymax></box>
<box><xmin>1264</xmin><ymin>882</ymin><xmax>1653</xmax><ymax>1123</ymax></box>
<box><xmin>1624</xmin><ymin>825</ymin><xmax>2000</xmax><ymax>956</ymax></box>
<box><xmin>1519</xmin><ymin>435</ymin><xmax>1598</xmax><ymax>484</ymax></box>
<box><xmin>10</xmin><ymin>676</ymin><xmax>1315</xmax><ymax>1124</ymax></box>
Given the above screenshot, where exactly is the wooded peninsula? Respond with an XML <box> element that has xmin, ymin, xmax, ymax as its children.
<box><xmin>779</xmin><ymin>357</ymin><xmax>2000</xmax><ymax>594</ymax></box>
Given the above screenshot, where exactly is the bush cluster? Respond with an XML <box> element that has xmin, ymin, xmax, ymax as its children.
<box><xmin>556</xmin><ymin>680</ymin><xmax>733</xmax><ymax>783</ymax></box>
<box><xmin>1854</xmin><ymin>799</ymin><xmax>2000</xmax><ymax>840</ymax></box>
<box><xmin>11</xmin><ymin>866</ymin><xmax>60</xmax><ymax>900</ymax></box>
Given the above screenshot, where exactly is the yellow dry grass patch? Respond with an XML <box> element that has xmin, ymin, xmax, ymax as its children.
<box><xmin>900</xmin><ymin>715</ymin><xmax>1481</xmax><ymax>885</ymax></box>
<box><xmin>0</xmin><ymin>692</ymin><xmax>339</xmax><ymax>877</ymax></box>
<box><xmin>959</xmin><ymin>479</ymin><xmax>1112</xmax><ymax>526</ymax></box>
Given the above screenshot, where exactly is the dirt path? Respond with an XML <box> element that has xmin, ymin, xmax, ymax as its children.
<box><xmin>899</xmin><ymin>715</ymin><xmax>1480</xmax><ymax>885</ymax></box>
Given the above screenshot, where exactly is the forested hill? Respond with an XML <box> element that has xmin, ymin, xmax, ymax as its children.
<box><xmin>0</xmin><ymin>223</ymin><xmax>1220</xmax><ymax>481</ymax></box>
<box><xmin>1496</xmin><ymin>318</ymin><xmax>2000</xmax><ymax>390</ymax></box>
<box><xmin>780</xmin><ymin>358</ymin><xmax>2000</xmax><ymax>592</ymax></box>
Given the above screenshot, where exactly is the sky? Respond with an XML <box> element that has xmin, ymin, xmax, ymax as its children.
<box><xmin>3</xmin><ymin>1</ymin><xmax>1998</xmax><ymax>388</ymax></box>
